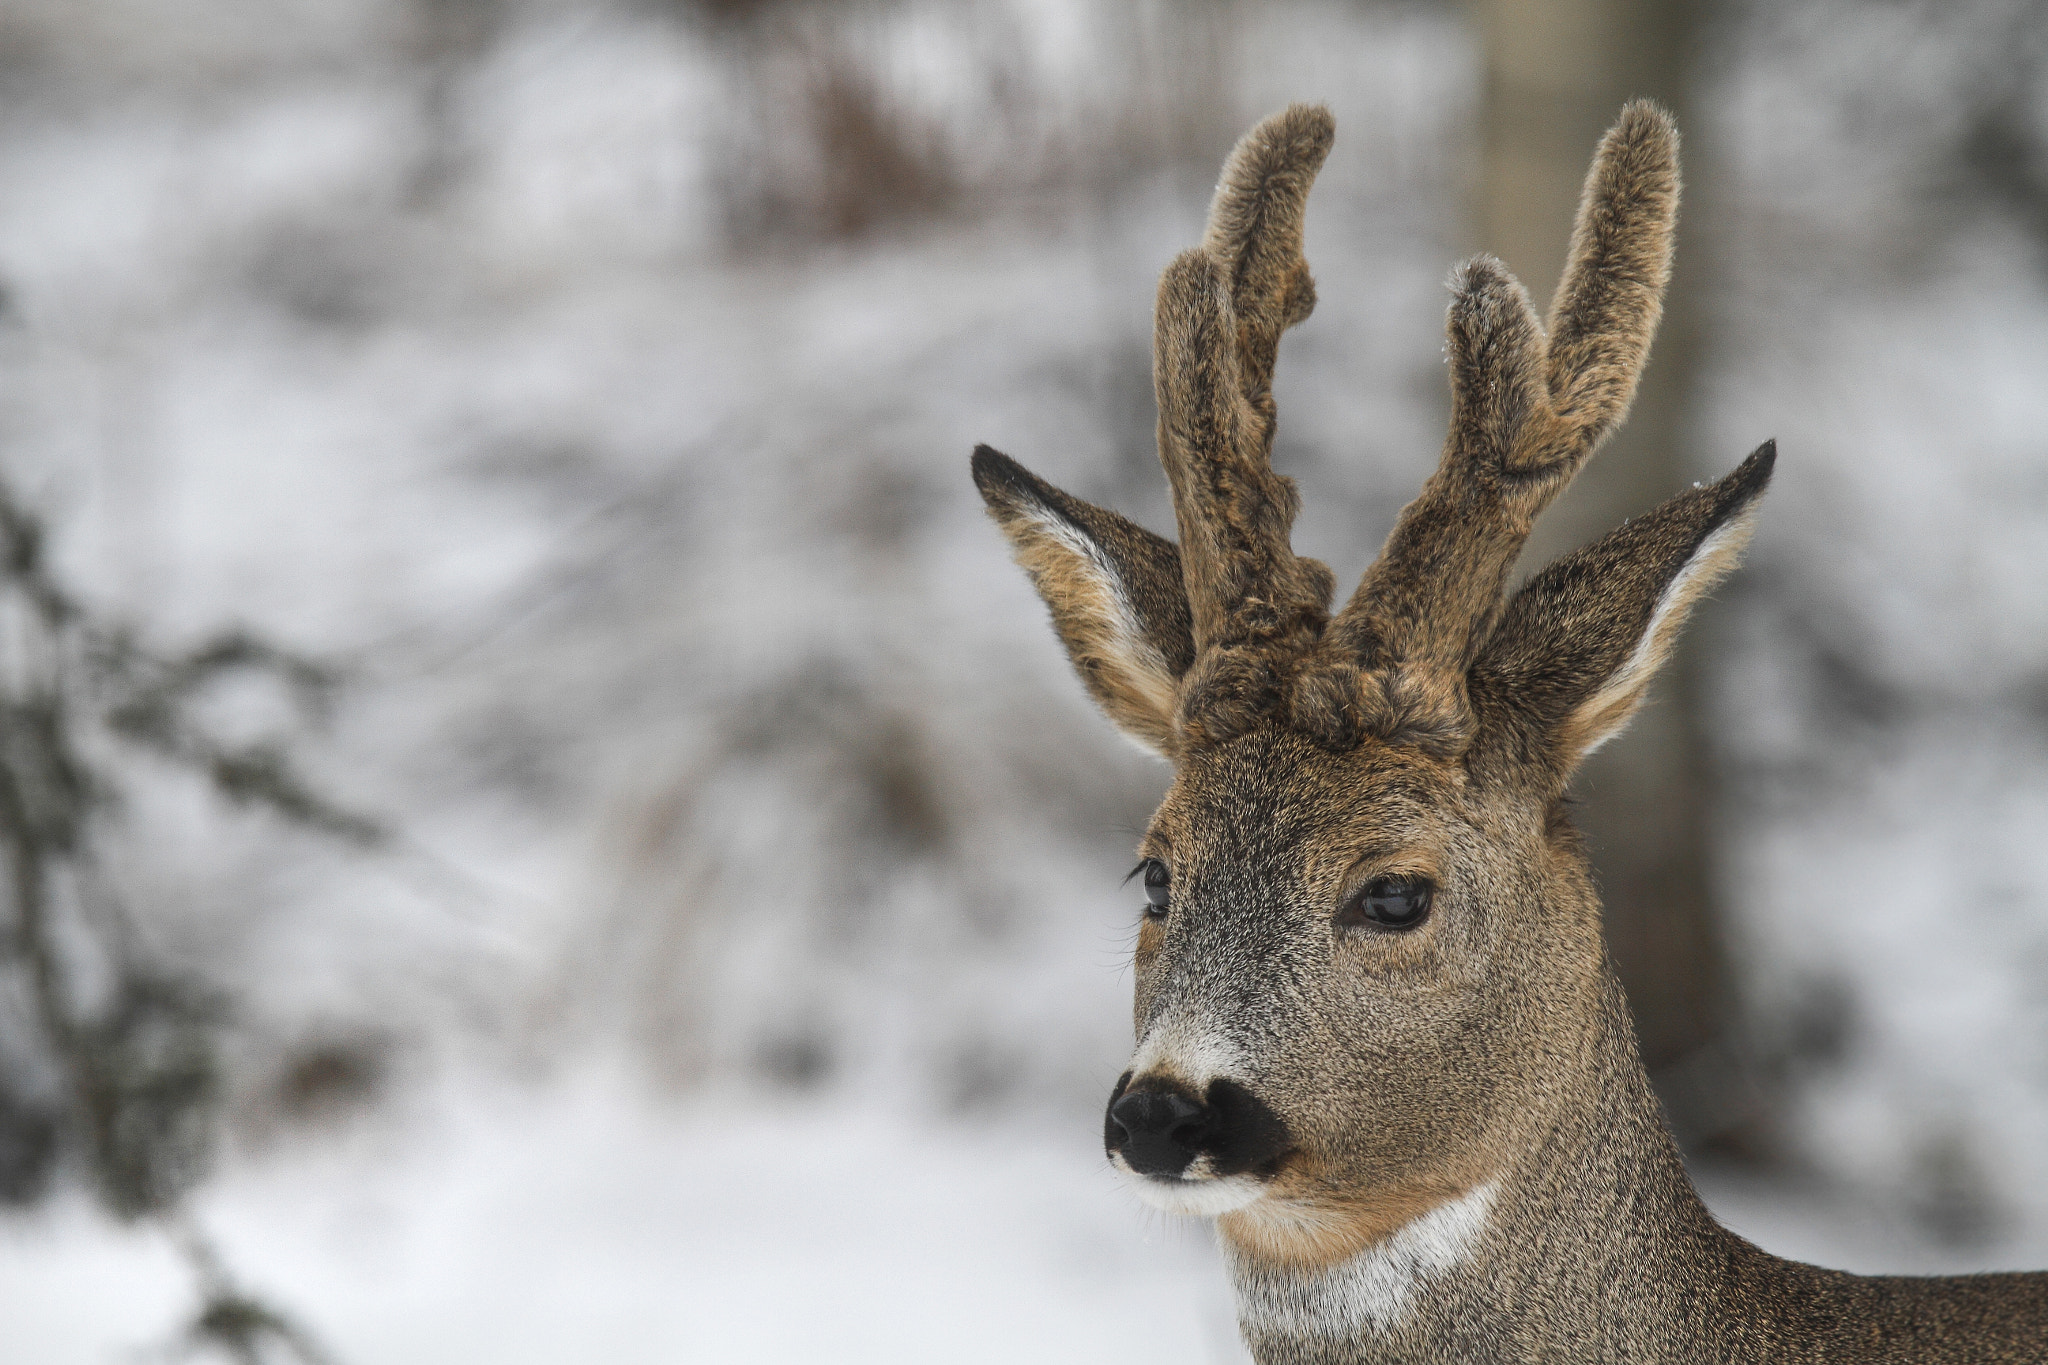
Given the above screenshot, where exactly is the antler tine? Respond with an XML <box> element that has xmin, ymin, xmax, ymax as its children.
<box><xmin>1157</xmin><ymin>104</ymin><xmax>1337</xmax><ymax>663</ymax></box>
<box><xmin>1543</xmin><ymin>101</ymin><xmax>1682</xmax><ymax>455</ymax></box>
<box><xmin>1203</xmin><ymin>103</ymin><xmax>1335</xmax><ymax>455</ymax></box>
<box><xmin>1326</xmin><ymin>101</ymin><xmax>1680</xmax><ymax>743</ymax></box>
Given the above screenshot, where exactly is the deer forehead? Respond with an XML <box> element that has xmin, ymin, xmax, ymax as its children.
<box><xmin>1141</xmin><ymin>728</ymin><xmax>1483</xmax><ymax>882</ymax></box>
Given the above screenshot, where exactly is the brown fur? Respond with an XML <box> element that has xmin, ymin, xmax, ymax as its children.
<box><xmin>972</xmin><ymin>103</ymin><xmax>2048</xmax><ymax>1361</ymax></box>
<box><xmin>971</xmin><ymin>446</ymin><xmax>1194</xmax><ymax>755</ymax></box>
<box><xmin>1218</xmin><ymin>1172</ymin><xmax>1488</xmax><ymax>1272</ymax></box>
<box><xmin>1327</xmin><ymin>103</ymin><xmax>1681</xmax><ymax>751</ymax></box>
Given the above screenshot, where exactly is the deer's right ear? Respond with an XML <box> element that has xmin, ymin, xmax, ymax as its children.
<box><xmin>972</xmin><ymin>445</ymin><xmax>1195</xmax><ymax>759</ymax></box>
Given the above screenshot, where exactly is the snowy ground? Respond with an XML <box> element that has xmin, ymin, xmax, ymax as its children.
<box><xmin>10</xmin><ymin>1078</ymin><xmax>2048</xmax><ymax>1365</ymax></box>
<box><xmin>6</xmin><ymin>1081</ymin><xmax>1250</xmax><ymax>1365</ymax></box>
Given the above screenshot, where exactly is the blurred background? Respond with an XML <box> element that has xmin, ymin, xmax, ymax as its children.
<box><xmin>1</xmin><ymin>0</ymin><xmax>2047</xmax><ymax>1360</ymax></box>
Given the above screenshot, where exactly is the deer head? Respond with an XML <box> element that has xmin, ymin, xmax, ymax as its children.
<box><xmin>973</xmin><ymin>103</ymin><xmax>1770</xmax><ymax>1279</ymax></box>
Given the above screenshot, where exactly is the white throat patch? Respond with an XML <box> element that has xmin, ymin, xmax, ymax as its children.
<box><xmin>1227</xmin><ymin>1181</ymin><xmax>1500</xmax><ymax>1339</ymax></box>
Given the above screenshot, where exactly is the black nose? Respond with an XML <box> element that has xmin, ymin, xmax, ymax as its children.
<box><xmin>1106</xmin><ymin>1085</ymin><xmax>1213</xmax><ymax>1176</ymax></box>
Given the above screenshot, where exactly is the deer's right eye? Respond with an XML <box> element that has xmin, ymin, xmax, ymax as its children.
<box><xmin>1138</xmin><ymin>859</ymin><xmax>1171</xmax><ymax>918</ymax></box>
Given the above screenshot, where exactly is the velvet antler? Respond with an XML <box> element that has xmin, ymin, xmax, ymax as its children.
<box><xmin>1324</xmin><ymin>101</ymin><xmax>1681</xmax><ymax>752</ymax></box>
<box><xmin>974</xmin><ymin>100</ymin><xmax>1712</xmax><ymax>765</ymax></box>
<box><xmin>1154</xmin><ymin>104</ymin><xmax>1344</xmax><ymax>743</ymax></box>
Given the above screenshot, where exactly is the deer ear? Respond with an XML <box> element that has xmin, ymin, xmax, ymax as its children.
<box><xmin>1470</xmin><ymin>441</ymin><xmax>1775</xmax><ymax>783</ymax></box>
<box><xmin>972</xmin><ymin>445</ymin><xmax>1195</xmax><ymax>759</ymax></box>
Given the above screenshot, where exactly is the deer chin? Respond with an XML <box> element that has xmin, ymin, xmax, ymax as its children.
<box><xmin>1114</xmin><ymin>1154</ymin><xmax>1272</xmax><ymax>1217</ymax></box>
<box><xmin>1215</xmin><ymin>1171</ymin><xmax>1497</xmax><ymax>1272</ymax></box>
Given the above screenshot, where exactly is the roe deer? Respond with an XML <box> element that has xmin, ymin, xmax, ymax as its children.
<box><xmin>971</xmin><ymin>102</ymin><xmax>2048</xmax><ymax>1362</ymax></box>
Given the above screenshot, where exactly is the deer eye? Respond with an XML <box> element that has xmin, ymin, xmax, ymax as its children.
<box><xmin>1337</xmin><ymin>875</ymin><xmax>1433</xmax><ymax>931</ymax></box>
<box><xmin>1137</xmin><ymin>859</ymin><xmax>1171</xmax><ymax>918</ymax></box>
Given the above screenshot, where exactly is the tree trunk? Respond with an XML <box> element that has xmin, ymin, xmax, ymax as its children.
<box><xmin>1472</xmin><ymin>0</ymin><xmax>1757</xmax><ymax>1150</ymax></box>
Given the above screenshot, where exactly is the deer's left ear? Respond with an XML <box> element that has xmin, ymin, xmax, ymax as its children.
<box><xmin>973</xmin><ymin>445</ymin><xmax>1196</xmax><ymax>759</ymax></box>
<box><xmin>1469</xmin><ymin>441</ymin><xmax>1775</xmax><ymax>784</ymax></box>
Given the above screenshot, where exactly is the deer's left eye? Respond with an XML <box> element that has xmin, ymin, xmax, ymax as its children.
<box><xmin>1337</xmin><ymin>875</ymin><xmax>1433</xmax><ymax>931</ymax></box>
<box><xmin>1137</xmin><ymin>859</ymin><xmax>1171</xmax><ymax>918</ymax></box>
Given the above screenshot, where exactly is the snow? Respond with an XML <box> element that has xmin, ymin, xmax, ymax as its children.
<box><xmin>5</xmin><ymin>1080</ymin><xmax>1250</xmax><ymax>1365</ymax></box>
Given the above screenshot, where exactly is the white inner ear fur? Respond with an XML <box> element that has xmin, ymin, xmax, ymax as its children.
<box><xmin>1563</xmin><ymin>508</ymin><xmax>1757</xmax><ymax>763</ymax></box>
<box><xmin>1015</xmin><ymin>505</ymin><xmax>1180</xmax><ymax>755</ymax></box>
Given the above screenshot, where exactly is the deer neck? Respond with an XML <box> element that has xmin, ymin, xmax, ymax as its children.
<box><xmin>1224</xmin><ymin>971</ymin><xmax>1731</xmax><ymax>1364</ymax></box>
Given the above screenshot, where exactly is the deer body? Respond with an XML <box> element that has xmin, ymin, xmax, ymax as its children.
<box><xmin>973</xmin><ymin>103</ymin><xmax>2048</xmax><ymax>1361</ymax></box>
